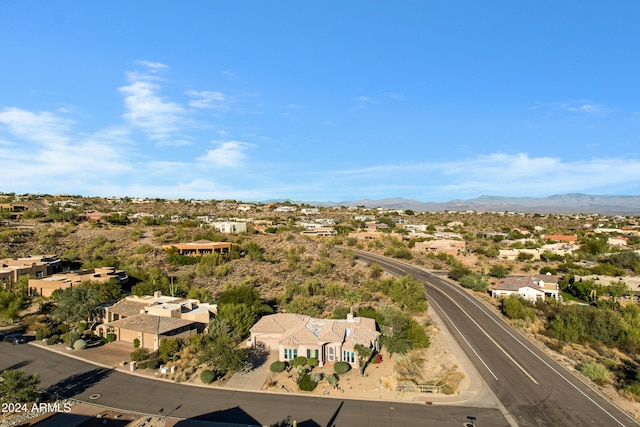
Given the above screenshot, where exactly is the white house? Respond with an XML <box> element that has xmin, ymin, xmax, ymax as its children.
<box><xmin>491</xmin><ymin>274</ymin><xmax>560</xmax><ymax>302</ymax></box>
<box><xmin>211</xmin><ymin>221</ymin><xmax>247</xmax><ymax>233</ymax></box>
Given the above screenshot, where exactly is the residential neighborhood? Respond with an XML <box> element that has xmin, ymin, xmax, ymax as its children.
<box><xmin>2</xmin><ymin>193</ymin><xmax>640</xmax><ymax>426</ymax></box>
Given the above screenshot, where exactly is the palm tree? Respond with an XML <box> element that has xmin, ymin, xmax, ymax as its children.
<box><xmin>354</xmin><ymin>344</ymin><xmax>373</xmax><ymax>376</ymax></box>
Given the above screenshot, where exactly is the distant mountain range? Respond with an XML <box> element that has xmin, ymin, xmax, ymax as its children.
<box><xmin>326</xmin><ymin>194</ymin><xmax>640</xmax><ymax>215</ymax></box>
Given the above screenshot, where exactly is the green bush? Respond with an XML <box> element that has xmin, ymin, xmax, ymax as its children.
<box><xmin>57</xmin><ymin>323</ymin><xmax>69</xmax><ymax>334</ymax></box>
<box><xmin>130</xmin><ymin>348</ymin><xmax>149</xmax><ymax>362</ymax></box>
<box><xmin>201</xmin><ymin>369</ymin><xmax>216</xmax><ymax>384</ymax></box>
<box><xmin>147</xmin><ymin>358</ymin><xmax>159</xmax><ymax>370</ymax></box>
<box><xmin>298</xmin><ymin>374</ymin><xmax>318</xmax><ymax>391</ymax></box>
<box><xmin>270</xmin><ymin>361</ymin><xmax>287</xmax><ymax>373</ymax></box>
<box><xmin>625</xmin><ymin>382</ymin><xmax>640</xmax><ymax>397</ymax></box>
<box><xmin>137</xmin><ymin>361</ymin><xmax>147</xmax><ymax>369</ymax></box>
<box><xmin>292</xmin><ymin>356</ymin><xmax>308</xmax><ymax>368</ymax></box>
<box><xmin>334</xmin><ymin>362</ymin><xmax>351</xmax><ymax>374</ymax></box>
<box><xmin>307</xmin><ymin>357</ymin><xmax>319</xmax><ymax>368</ymax></box>
<box><xmin>73</xmin><ymin>339</ymin><xmax>87</xmax><ymax>350</ymax></box>
<box><xmin>36</xmin><ymin>327</ymin><xmax>51</xmax><ymax>340</ymax></box>
<box><xmin>45</xmin><ymin>334</ymin><xmax>59</xmax><ymax>345</ymax></box>
<box><xmin>106</xmin><ymin>333</ymin><xmax>116</xmax><ymax>343</ymax></box>
<box><xmin>310</xmin><ymin>373</ymin><xmax>322</xmax><ymax>383</ymax></box>
<box><xmin>133</xmin><ymin>338</ymin><xmax>140</xmax><ymax>348</ymax></box>
<box><xmin>579</xmin><ymin>363</ymin><xmax>610</xmax><ymax>385</ymax></box>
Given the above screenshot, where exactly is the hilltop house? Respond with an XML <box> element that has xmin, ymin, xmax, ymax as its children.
<box><xmin>491</xmin><ymin>274</ymin><xmax>560</xmax><ymax>302</ymax></box>
<box><xmin>28</xmin><ymin>266</ymin><xmax>128</xmax><ymax>297</ymax></box>
<box><xmin>162</xmin><ymin>240</ymin><xmax>233</xmax><ymax>256</ymax></box>
<box><xmin>249</xmin><ymin>313</ymin><xmax>379</xmax><ymax>368</ymax></box>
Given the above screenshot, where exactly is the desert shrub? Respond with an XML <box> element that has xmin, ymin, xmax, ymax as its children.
<box><xmin>270</xmin><ymin>361</ymin><xmax>287</xmax><ymax>373</ymax></box>
<box><xmin>298</xmin><ymin>374</ymin><xmax>318</xmax><ymax>391</ymax></box>
<box><xmin>201</xmin><ymin>369</ymin><xmax>215</xmax><ymax>384</ymax></box>
<box><xmin>45</xmin><ymin>335</ymin><xmax>59</xmax><ymax>345</ymax></box>
<box><xmin>73</xmin><ymin>339</ymin><xmax>87</xmax><ymax>350</ymax></box>
<box><xmin>625</xmin><ymin>382</ymin><xmax>640</xmax><ymax>398</ymax></box>
<box><xmin>579</xmin><ymin>363</ymin><xmax>610</xmax><ymax>385</ymax></box>
<box><xmin>310</xmin><ymin>373</ymin><xmax>322</xmax><ymax>383</ymax></box>
<box><xmin>307</xmin><ymin>357</ymin><xmax>319</xmax><ymax>368</ymax></box>
<box><xmin>106</xmin><ymin>333</ymin><xmax>116</xmax><ymax>343</ymax></box>
<box><xmin>334</xmin><ymin>362</ymin><xmax>351</xmax><ymax>374</ymax></box>
<box><xmin>137</xmin><ymin>361</ymin><xmax>147</xmax><ymax>369</ymax></box>
<box><xmin>146</xmin><ymin>358</ymin><xmax>159</xmax><ymax>370</ymax></box>
<box><xmin>292</xmin><ymin>356</ymin><xmax>308</xmax><ymax>368</ymax></box>
<box><xmin>131</xmin><ymin>348</ymin><xmax>149</xmax><ymax>362</ymax></box>
<box><xmin>36</xmin><ymin>326</ymin><xmax>51</xmax><ymax>340</ymax></box>
<box><xmin>501</xmin><ymin>295</ymin><xmax>536</xmax><ymax>322</ymax></box>
<box><xmin>326</xmin><ymin>373</ymin><xmax>338</xmax><ymax>387</ymax></box>
<box><xmin>57</xmin><ymin>323</ymin><xmax>69</xmax><ymax>334</ymax></box>
<box><xmin>442</xmin><ymin>383</ymin><xmax>455</xmax><ymax>395</ymax></box>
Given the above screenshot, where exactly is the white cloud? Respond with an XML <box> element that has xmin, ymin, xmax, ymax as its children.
<box><xmin>119</xmin><ymin>72</ymin><xmax>187</xmax><ymax>141</ymax></box>
<box><xmin>137</xmin><ymin>60</ymin><xmax>169</xmax><ymax>71</ymax></box>
<box><xmin>186</xmin><ymin>90</ymin><xmax>226</xmax><ymax>109</ymax></box>
<box><xmin>197</xmin><ymin>141</ymin><xmax>253</xmax><ymax>167</ymax></box>
<box><xmin>0</xmin><ymin>107</ymin><xmax>72</xmax><ymax>146</ymax></box>
<box><xmin>328</xmin><ymin>153</ymin><xmax>640</xmax><ymax>199</ymax></box>
<box><xmin>534</xmin><ymin>100</ymin><xmax>612</xmax><ymax>116</ymax></box>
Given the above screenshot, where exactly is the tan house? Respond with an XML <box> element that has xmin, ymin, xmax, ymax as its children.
<box><xmin>249</xmin><ymin>313</ymin><xmax>379</xmax><ymax>368</ymax></box>
<box><xmin>491</xmin><ymin>274</ymin><xmax>560</xmax><ymax>302</ymax></box>
<box><xmin>348</xmin><ymin>232</ymin><xmax>403</xmax><ymax>242</ymax></box>
<box><xmin>0</xmin><ymin>255</ymin><xmax>62</xmax><ymax>290</ymax></box>
<box><xmin>414</xmin><ymin>239</ymin><xmax>466</xmax><ymax>256</ymax></box>
<box><xmin>96</xmin><ymin>292</ymin><xmax>216</xmax><ymax>350</ymax></box>
<box><xmin>300</xmin><ymin>227</ymin><xmax>337</xmax><ymax>237</ymax></box>
<box><xmin>28</xmin><ymin>267</ymin><xmax>128</xmax><ymax>297</ymax></box>
<box><xmin>162</xmin><ymin>240</ymin><xmax>232</xmax><ymax>256</ymax></box>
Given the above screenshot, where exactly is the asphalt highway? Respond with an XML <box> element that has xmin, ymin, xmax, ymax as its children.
<box><xmin>1</xmin><ymin>343</ymin><xmax>507</xmax><ymax>427</ymax></box>
<box><xmin>350</xmin><ymin>249</ymin><xmax>639</xmax><ymax>427</ymax></box>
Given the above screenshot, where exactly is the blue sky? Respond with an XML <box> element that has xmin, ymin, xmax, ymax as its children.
<box><xmin>2</xmin><ymin>2</ymin><xmax>640</xmax><ymax>202</ymax></box>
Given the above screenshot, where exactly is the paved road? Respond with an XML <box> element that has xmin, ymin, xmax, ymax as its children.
<box><xmin>351</xmin><ymin>249</ymin><xmax>638</xmax><ymax>427</ymax></box>
<box><xmin>1</xmin><ymin>343</ymin><xmax>508</xmax><ymax>426</ymax></box>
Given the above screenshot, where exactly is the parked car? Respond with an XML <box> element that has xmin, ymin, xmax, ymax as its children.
<box><xmin>4</xmin><ymin>334</ymin><xmax>26</xmax><ymax>345</ymax></box>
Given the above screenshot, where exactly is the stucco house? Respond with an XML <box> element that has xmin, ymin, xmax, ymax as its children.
<box><xmin>491</xmin><ymin>274</ymin><xmax>560</xmax><ymax>302</ymax></box>
<box><xmin>96</xmin><ymin>292</ymin><xmax>217</xmax><ymax>350</ymax></box>
<box><xmin>249</xmin><ymin>313</ymin><xmax>380</xmax><ymax>368</ymax></box>
<box><xmin>162</xmin><ymin>240</ymin><xmax>232</xmax><ymax>256</ymax></box>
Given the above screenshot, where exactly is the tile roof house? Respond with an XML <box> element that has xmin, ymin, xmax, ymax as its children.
<box><xmin>491</xmin><ymin>274</ymin><xmax>560</xmax><ymax>302</ymax></box>
<box><xmin>96</xmin><ymin>292</ymin><xmax>217</xmax><ymax>350</ymax></box>
<box><xmin>249</xmin><ymin>313</ymin><xmax>380</xmax><ymax>368</ymax></box>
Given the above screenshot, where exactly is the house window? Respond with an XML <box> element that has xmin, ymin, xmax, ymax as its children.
<box><xmin>343</xmin><ymin>351</ymin><xmax>355</xmax><ymax>363</ymax></box>
<box><xmin>284</xmin><ymin>348</ymin><xmax>297</xmax><ymax>360</ymax></box>
<box><xmin>307</xmin><ymin>349</ymin><xmax>318</xmax><ymax>359</ymax></box>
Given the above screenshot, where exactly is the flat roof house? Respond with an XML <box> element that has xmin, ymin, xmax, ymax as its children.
<box><xmin>162</xmin><ymin>240</ymin><xmax>232</xmax><ymax>256</ymax></box>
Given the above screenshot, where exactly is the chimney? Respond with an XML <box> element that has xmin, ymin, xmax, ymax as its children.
<box><xmin>346</xmin><ymin>313</ymin><xmax>354</xmax><ymax>323</ymax></box>
<box><xmin>154</xmin><ymin>291</ymin><xmax>162</xmax><ymax>298</ymax></box>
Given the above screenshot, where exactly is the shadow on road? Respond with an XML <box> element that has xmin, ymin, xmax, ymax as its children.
<box><xmin>0</xmin><ymin>359</ymin><xmax>33</xmax><ymax>371</ymax></box>
<box><xmin>173</xmin><ymin>406</ymin><xmax>321</xmax><ymax>427</ymax></box>
<box><xmin>44</xmin><ymin>367</ymin><xmax>113</xmax><ymax>399</ymax></box>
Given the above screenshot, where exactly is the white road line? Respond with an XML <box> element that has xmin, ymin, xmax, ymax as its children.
<box><xmin>429</xmin><ymin>298</ymin><xmax>498</xmax><ymax>381</ymax></box>
<box><xmin>426</xmin><ymin>280</ymin><xmax>539</xmax><ymax>385</ymax></box>
<box><xmin>424</xmin><ymin>273</ymin><xmax>630</xmax><ymax>427</ymax></box>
